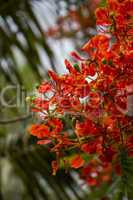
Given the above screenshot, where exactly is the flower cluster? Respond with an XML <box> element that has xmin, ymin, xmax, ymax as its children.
<box><xmin>28</xmin><ymin>0</ymin><xmax>133</xmax><ymax>187</ymax></box>
<box><xmin>45</xmin><ymin>0</ymin><xmax>100</xmax><ymax>39</ymax></box>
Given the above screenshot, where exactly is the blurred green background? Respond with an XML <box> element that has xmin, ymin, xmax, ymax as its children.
<box><xmin>0</xmin><ymin>0</ymin><xmax>132</xmax><ymax>200</ymax></box>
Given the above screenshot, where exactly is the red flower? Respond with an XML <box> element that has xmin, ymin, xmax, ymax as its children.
<box><xmin>48</xmin><ymin>118</ymin><xmax>63</xmax><ymax>133</ymax></box>
<box><xmin>64</xmin><ymin>59</ymin><xmax>77</xmax><ymax>74</ymax></box>
<box><xmin>81</xmin><ymin>138</ymin><xmax>102</xmax><ymax>154</ymax></box>
<box><xmin>70</xmin><ymin>155</ymin><xmax>85</xmax><ymax>169</ymax></box>
<box><xmin>95</xmin><ymin>8</ymin><xmax>110</xmax><ymax>25</ymax></box>
<box><xmin>38</xmin><ymin>81</ymin><xmax>52</xmax><ymax>93</ymax></box>
<box><xmin>29</xmin><ymin>124</ymin><xmax>49</xmax><ymax>139</ymax></box>
<box><xmin>82</xmin><ymin>35</ymin><xmax>110</xmax><ymax>60</ymax></box>
<box><xmin>82</xmin><ymin>159</ymin><xmax>112</xmax><ymax>186</ymax></box>
<box><xmin>32</xmin><ymin>98</ymin><xmax>49</xmax><ymax>111</ymax></box>
<box><xmin>75</xmin><ymin>119</ymin><xmax>99</xmax><ymax>136</ymax></box>
<box><xmin>48</xmin><ymin>70</ymin><xmax>58</xmax><ymax>81</ymax></box>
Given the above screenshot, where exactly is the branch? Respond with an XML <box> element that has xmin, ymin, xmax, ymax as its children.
<box><xmin>0</xmin><ymin>114</ymin><xmax>32</xmax><ymax>124</ymax></box>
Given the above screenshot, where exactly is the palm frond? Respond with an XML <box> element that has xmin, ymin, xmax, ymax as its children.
<box><xmin>0</xmin><ymin>132</ymin><xmax>90</xmax><ymax>200</ymax></box>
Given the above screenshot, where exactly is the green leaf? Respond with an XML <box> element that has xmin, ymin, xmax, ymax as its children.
<box><xmin>99</xmin><ymin>0</ymin><xmax>107</xmax><ymax>7</ymax></box>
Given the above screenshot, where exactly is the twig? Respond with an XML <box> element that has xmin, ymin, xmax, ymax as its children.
<box><xmin>0</xmin><ymin>114</ymin><xmax>32</xmax><ymax>125</ymax></box>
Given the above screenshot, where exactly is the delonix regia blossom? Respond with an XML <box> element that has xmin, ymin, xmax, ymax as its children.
<box><xmin>28</xmin><ymin>0</ymin><xmax>133</xmax><ymax>188</ymax></box>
